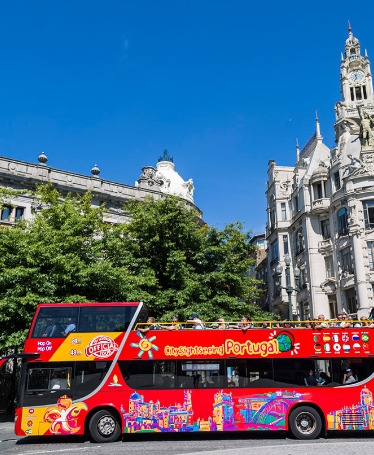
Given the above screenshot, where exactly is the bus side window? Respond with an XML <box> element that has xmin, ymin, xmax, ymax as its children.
<box><xmin>72</xmin><ymin>361</ymin><xmax>110</xmax><ymax>400</ymax></box>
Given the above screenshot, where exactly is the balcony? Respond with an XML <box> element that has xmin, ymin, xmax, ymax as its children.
<box><xmin>318</xmin><ymin>239</ymin><xmax>333</xmax><ymax>254</ymax></box>
<box><xmin>341</xmin><ymin>272</ymin><xmax>355</xmax><ymax>289</ymax></box>
<box><xmin>311</xmin><ymin>198</ymin><xmax>330</xmax><ymax>214</ymax></box>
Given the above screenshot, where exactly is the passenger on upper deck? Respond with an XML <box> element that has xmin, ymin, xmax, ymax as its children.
<box><xmin>186</xmin><ymin>313</ymin><xmax>205</xmax><ymax>329</ymax></box>
<box><xmin>160</xmin><ymin>316</ymin><xmax>183</xmax><ymax>331</ymax></box>
<box><xmin>339</xmin><ymin>313</ymin><xmax>352</xmax><ymax>328</ymax></box>
<box><xmin>138</xmin><ymin>317</ymin><xmax>161</xmax><ymax>334</ymax></box>
<box><xmin>282</xmin><ymin>321</ymin><xmax>293</xmax><ymax>328</ymax></box>
<box><xmin>61</xmin><ymin>317</ymin><xmax>76</xmax><ymax>337</ymax></box>
<box><xmin>354</xmin><ymin>316</ymin><xmax>371</xmax><ymax>327</ymax></box>
<box><xmin>335</xmin><ymin>314</ymin><xmax>344</xmax><ymax>327</ymax></box>
<box><xmin>234</xmin><ymin>317</ymin><xmax>252</xmax><ymax>331</ymax></box>
<box><xmin>42</xmin><ymin>319</ymin><xmax>56</xmax><ymax>337</ymax></box>
<box><xmin>314</xmin><ymin>314</ymin><xmax>327</xmax><ymax>329</ymax></box>
<box><xmin>217</xmin><ymin>318</ymin><xmax>229</xmax><ymax>329</ymax></box>
<box><xmin>304</xmin><ymin>321</ymin><xmax>314</xmax><ymax>328</ymax></box>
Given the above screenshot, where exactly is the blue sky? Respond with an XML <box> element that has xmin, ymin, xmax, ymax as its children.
<box><xmin>1</xmin><ymin>1</ymin><xmax>374</xmax><ymax>234</ymax></box>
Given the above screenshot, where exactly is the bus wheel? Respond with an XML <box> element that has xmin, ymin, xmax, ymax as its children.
<box><xmin>89</xmin><ymin>409</ymin><xmax>121</xmax><ymax>443</ymax></box>
<box><xmin>289</xmin><ymin>406</ymin><xmax>322</xmax><ymax>440</ymax></box>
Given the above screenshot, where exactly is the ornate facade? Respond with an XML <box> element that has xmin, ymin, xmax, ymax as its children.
<box><xmin>0</xmin><ymin>149</ymin><xmax>201</xmax><ymax>226</ymax></box>
<box><xmin>266</xmin><ymin>26</ymin><xmax>374</xmax><ymax>320</ymax></box>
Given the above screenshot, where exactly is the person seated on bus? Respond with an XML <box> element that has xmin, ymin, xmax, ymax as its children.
<box><xmin>343</xmin><ymin>368</ymin><xmax>357</xmax><ymax>384</ymax></box>
<box><xmin>262</xmin><ymin>321</ymin><xmax>270</xmax><ymax>329</ymax></box>
<box><xmin>193</xmin><ymin>373</ymin><xmax>202</xmax><ymax>388</ymax></box>
<box><xmin>138</xmin><ymin>317</ymin><xmax>161</xmax><ymax>334</ymax></box>
<box><xmin>314</xmin><ymin>314</ymin><xmax>327</xmax><ymax>329</ymax></box>
<box><xmin>282</xmin><ymin>320</ymin><xmax>293</xmax><ymax>328</ymax></box>
<box><xmin>42</xmin><ymin>319</ymin><xmax>56</xmax><ymax>337</ymax></box>
<box><xmin>303</xmin><ymin>320</ymin><xmax>314</xmax><ymax>329</ymax></box>
<box><xmin>186</xmin><ymin>313</ymin><xmax>205</xmax><ymax>329</ymax></box>
<box><xmin>160</xmin><ymin>316</ymin><xmax>183</xmax><ymax>331</ymax></box>
<box><xmin>61</xmin><ymin>317</ymin><xmax>76</xmax><ymax>336</ymax></box>
<box><xmin>354</xmin><ymin>316</ymin><xmax>370</xmax><ymax>327</ymax></box>
<box><xmin>318</xmin><ymin>371</ymin><xmax>331</xmax><ymax>385</ymax></box>
<box><xmin>233</xmin><ymin>316</ymin><xmax>252</xmax><ymax>331</ymax></box>
<box><xmin>334</xmin><ymin>313</ymin><xmax>344</xmax><ymax>327</ymax></box>
<box><xmin>217</xmin><ymin>318</ymin><xmax>229</xmax><ymax>329</ymax></box>
<box><xmin>50</xmin><ymin>372</ymin><xmax>68</xmax><ymax>391</ymax></box>
<box><xmin>339</xmin><ymin>314</ymin><xmax>352</xmax><ymax>328</ymax></box>
<box><xmin>306</xmin><ymin>369</ymin><xmax>320</xmax><ymax>386</ymax></box>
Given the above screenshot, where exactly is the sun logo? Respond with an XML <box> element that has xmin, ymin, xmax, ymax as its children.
<box><xmin>130</xmin><ymin>333</ymin><xmax>159</xmax><ymax>359</ymax></box>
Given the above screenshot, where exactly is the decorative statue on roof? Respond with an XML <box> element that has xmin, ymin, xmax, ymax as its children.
<box><xmin>358</xmin><ymin>105</ymin><xmax>374</xmax><ymax>147</ymax></box>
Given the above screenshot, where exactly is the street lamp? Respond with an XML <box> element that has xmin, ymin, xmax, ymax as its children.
<box><xmin>275</xmin><ymin>254</ymin><xmax>300</xmax><ymax>321</ymax></box>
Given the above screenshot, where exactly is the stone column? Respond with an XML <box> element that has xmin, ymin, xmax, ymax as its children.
<box><xmin>348</xmin><ymin>198</ymin><xmax>369</xmax><ymax>315</ymax></box>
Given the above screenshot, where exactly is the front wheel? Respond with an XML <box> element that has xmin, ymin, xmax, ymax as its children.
<box><xmin>289</xmin><ymin>406</ymin><xmax>322</xmax><ymax>440</ymax></box>
<box><xmin>89</xmin><ymin>409</ymin><xmax>121</xmax><ymax>443</ymax></box>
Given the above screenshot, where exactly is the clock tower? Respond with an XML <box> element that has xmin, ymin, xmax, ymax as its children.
<box><xmin>335</xmin><ymin>24</ymin><xmax>374</xmax><ymax>136</ymax></box>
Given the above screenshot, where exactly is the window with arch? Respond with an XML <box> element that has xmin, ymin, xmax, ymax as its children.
<box><xmin>337</xmin><ymin>207</ymin><xmax>348</xmax><ymax>236</ymax></box>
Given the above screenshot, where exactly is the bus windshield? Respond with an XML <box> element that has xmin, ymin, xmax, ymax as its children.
<box><xmin>31</xmin><ymin>304</ymin><xmax>140</xmax><ymax>338</ymax></box>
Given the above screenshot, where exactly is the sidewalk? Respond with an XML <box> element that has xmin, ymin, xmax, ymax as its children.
<box><xmin>0</xmin><ymin>412</ymin><xmax>14</xmax><ymax>429</ymax></box>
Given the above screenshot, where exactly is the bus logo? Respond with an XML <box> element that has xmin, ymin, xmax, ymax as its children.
<box><xmin>84</xmin><ymin>335</ymin><xmax>119</xmax><ymax>358</ymax></box>
<box><xmin>130</xmin><ymin>333</ymin><xmax>159</xmax><ymax>359</ymax></box>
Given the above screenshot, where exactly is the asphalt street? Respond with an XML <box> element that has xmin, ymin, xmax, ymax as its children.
<box><xmin>1</xmin><ymin>415</ymin><xmax>374</xmax><ymax>455</ymax></box>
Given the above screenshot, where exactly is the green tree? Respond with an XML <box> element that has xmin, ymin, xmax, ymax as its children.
<box><xmin>121</xmin><ymin>196</ymin><xmax>269</xmax><ymax>322</ymax></box>
<box><xmin>0</xmin><ymin>186</ymin><xmax>272</xmax><ymax>354</ymax></box>
<box><xmin>0</xmin><ymin>185</ymin><xmax>156</xmax><ymax>353</ymax></box>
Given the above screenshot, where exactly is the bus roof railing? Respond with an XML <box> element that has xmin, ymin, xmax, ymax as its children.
<box><xmin>134</xmin><ymin>319</ymin><xmax>374</xmax><ymax>330</ymax></box>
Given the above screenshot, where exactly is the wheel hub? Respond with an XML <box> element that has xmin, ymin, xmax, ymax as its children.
<box><xmin>98</xmin><ymin>416</ymin><xmax>115</xmax><ymax>435</ymax></box>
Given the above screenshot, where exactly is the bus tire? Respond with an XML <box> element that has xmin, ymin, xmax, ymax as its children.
<box><xmin>89</xmin><ymin>409</ymin><xmax>121</xmax><ymax>443</ymax></box>
<box><xmin>289</xmin><ymin>406</ymin><xmax>322</xmax><ymax>440</ymax></box>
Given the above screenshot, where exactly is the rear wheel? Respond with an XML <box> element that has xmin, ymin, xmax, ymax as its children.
<box><xmin>89</xmin><ymin>409</ymin><xmax>121</xmax><ymax>443</ymax></box>
<box><xmin>289</xmin><ymin>406</ymin><xmax>322</xmax><ymax>440</ymax></box>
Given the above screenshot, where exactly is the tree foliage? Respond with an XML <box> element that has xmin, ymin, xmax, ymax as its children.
<box><xmin>0</xmin><ymin>185</ymin><xmax>272</xmax><ymax>353</ymax></box>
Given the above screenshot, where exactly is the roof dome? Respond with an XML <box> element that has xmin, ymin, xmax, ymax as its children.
<box><xmin>137</xmin><ymin>150</ymin><xmax>195</xmax><ymax>203</ymax></box>
<box><xmin>312</xmin><ymin>162</ymin><xmax>328</xmax><ymax>176</ymax></box>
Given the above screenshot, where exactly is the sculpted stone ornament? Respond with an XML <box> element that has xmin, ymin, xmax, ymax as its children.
<box><xmin>358</xmin><ymin>105</ymin><xmax>374</xmax><ymax>147</ymax></box>
<box><xmin>137</xmin><ymin>166</ymin><xmax>164</xmax><ymax>187</ymax></box>
<box><xmin>342</xmin><ymin>154</ymin><xmax>366</xmax><ymax>178</ymax></box>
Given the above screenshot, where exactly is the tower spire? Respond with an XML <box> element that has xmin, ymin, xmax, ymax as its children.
<box><xmin>315</xmin><ymin>111</ymin><xmax>322</xmax><ymax>141</ymax></box>
<box><xmin>296</xmin><ymin>139</ymin><xmax>300</xmax><ymax>161</ymax></box>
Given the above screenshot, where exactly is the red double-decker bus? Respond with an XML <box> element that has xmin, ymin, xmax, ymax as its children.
<box><xmin>8</xmin><ymin>301</ymin><xmax>374</xmax><ymax>442</ymax></box>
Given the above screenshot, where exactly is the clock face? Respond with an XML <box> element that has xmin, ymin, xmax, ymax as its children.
<box><xmin>350</xmin><ymin>71</ymin><xmax>363</xmax><ymax>82</ymax></box>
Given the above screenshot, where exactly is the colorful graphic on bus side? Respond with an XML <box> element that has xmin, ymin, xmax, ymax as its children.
<box><xmin>121</xmin><ymin>389</ymin><xmax>308</xmax><ymax>433</ymax></box>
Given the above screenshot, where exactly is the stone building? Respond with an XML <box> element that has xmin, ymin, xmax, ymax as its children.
<box><xmin>266</xmin><ymin>26</ymin><xmax>374</xmax><ymax>321</ymax></box>
<box><xmin>249</xmin><ymin>233</ymin><xmax>268</xmax><ymax>311</ymax></box>
<box><xmin>0</xmin><ymin>148</ymin><xmax>201</xmax><ymax>226</ymax></box>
